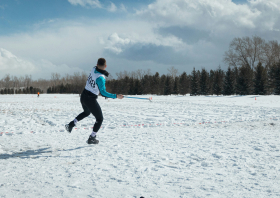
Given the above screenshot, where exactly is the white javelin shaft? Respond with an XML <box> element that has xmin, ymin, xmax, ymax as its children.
<box><xmin>124</xmin><ymin>96</ymin><xmax>152</xmax><ymax>101</ymax></box>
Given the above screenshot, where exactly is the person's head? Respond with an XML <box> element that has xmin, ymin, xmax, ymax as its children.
<box><xmin>97</xmin><ymin>58</ymin><xmax>107</xmax><ymax>70</ymax></box>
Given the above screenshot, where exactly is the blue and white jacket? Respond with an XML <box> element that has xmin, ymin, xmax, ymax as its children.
<box><xmin>85</xmin><ymin>66</ymin><xmax>117</xmax><ymax>99</ymax></box>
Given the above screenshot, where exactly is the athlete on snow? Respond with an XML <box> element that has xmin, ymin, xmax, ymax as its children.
<box><xmin>65</xmin><ymin>58</ymin><xmax>124</xmax><ymax>144</ymax></box>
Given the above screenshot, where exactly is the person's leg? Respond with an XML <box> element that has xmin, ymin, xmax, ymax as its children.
<box><xmin>84</xmin><ymin>98</ymin><xmax>103</xmax><ymax>136</ymax></box>
<box><xmin>75</xmin><ymin>102</ymin><xmax>90</xmax><ymax>122</ymax></box>
<box><xmin>72</xmin><ymin>91</ymin><xmax>92</xmax><ymax>124</ymax></box>
<box><xmin>91</xmin><ymin>100</ymin><xmax>103</xmax><ymax>134</ymax></box>
<box><xmin>65</xmin><ymin>90</ymin><xmax>90</xmax><ymax>132</ymax></box>
<box><xmin>84</xmin><ymin>98</ymin><xmax>102</xmax><ymax>144</ymax></box>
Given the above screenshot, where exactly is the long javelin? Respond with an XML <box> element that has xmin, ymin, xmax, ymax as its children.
<box><xmin>124</xmin><ymin>96</ymin><xmax>153</xmax><ymax>102</ymax></box>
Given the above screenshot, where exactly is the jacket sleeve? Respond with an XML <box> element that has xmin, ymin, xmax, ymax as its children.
<box><xmin>96</xmin><ymin>76</ymin><xmax>117</xmax><ymax>99</ymax></box>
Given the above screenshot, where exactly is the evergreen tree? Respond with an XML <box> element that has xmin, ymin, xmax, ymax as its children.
<box><xmin>223</xmin><ymin>67</ymin><xmax>235</xmax><ymax>95</ymax></box>
<box><xmin>108</xmin><ymin>79</ymin><xmax>116</xmax><ymax>94</ymax></box>
<box><xmin>134</xmin><ymin>79</ymin><xmax>143</xmax><ymax>95</ymax></box>
<box><xmin>267</xmin><ymin>64</ymin><xmax>278</xmax><ymax>94</ymax></box>
<box><xmin>199</xmin><ymin>68</ymin><xmax>209</xmax><ymax>95</ymax></box>
<box><xmin>208</xmin><ymin>70</ymin><xmax>215</xmax><ymax>95</ymax></box>
<box><xmin>121</xmin><ymin>76</ymin><xmax>130</xmax><ymax>95</ymax></box>
<box><xmin>173</xmin><ymin>76</ymin><xmax>179</xmax><ymax>95</ymax></box>
<box><xmin>159</xmin><ymin>75</ymin><xmax>167</xmax><ymax>95</ymax></box>
<box><xmin>52</xmin><ymin>86</ymin><xmax>55</xmax><ymax>93</ymax></box>
<box><xmin>254</xmin><ymin>62</ymin><xmax>267</xmax><ymax>95</ymax></box>
<box><xmin>196</xmin><ymin>70</ymin><xmax>201</xmax><ymax>94</ymax></box>
<box><xmin>59</xmin><ymin>83</ymin><xmax>66</xmax><ymax>93</ymax></box>
<box><xmin>236</xmin><ymin>65</ymin><xmax>253</xmax><ymax>95</ymax></box>
<box><xmin>233</xmin><ymin>66</ymin><xmax>239</xmax><ymax>95</ymax></box>
<box><xmin>190</xmin><ymin>68</ymin><xmax>199</xmax><ymax>96</ymax></box>
<box><xmin>153</xmin><ymin>72</ymin><xmax>160</xmax><ymax>95</ymax></box>
<box><xmin>179</xmin><ymin>72</ymin><xmax>189</xmax><ymax>95</ymax></box>
<box><xmin>1</xmin><ymin>89</ymin><xmax>3</xmax><ymax>94</ymax></box>
<box><xmin>164</xmin><ymin>75</ymin><xmax>173</xmax><ymax>95</ymax></box>
<box><xmin>65</xmin><ymin>84</ymin><xmax>72</xmax><ymax>93</ymax></box>
<box><xmin>142</xmin><ymin>75</ymin><xmax>152</xmax><ymax>94</ymax></box>
<box><xmin>128</xmin><ymin>78</ymin><xmax>135</xmax><ymax>95</ymax></box>
<box><xmin>274</xmin><ymin>62</ymin><xmax>280</xmax><ymax>95</ymax></box>
<box><xmin>47</xmin><ymin>87</ymin><xmax>52</xmax><ymax>93</ymax></box>
<box><xmin>213</xmin><ymin>67</ymin><xmax>224</xmax><ymax>95</ymax></box>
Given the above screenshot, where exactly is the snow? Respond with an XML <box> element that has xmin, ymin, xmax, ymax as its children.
<box><xmin>0</xmin><ymin>94</ymin><xmax>280</xmax><ymax>197</ymax></box>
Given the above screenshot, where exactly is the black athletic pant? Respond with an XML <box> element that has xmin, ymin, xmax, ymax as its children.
<box><xmin>75</xmin><ymin>89</ymin><xmax>103</xmax><ymax>132</ymax></box>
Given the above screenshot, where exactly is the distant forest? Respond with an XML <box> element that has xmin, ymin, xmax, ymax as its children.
<box><xmin>1</xmin><ymin>36</ymin><xmax>280</xmax><ymax>96</ymax></box>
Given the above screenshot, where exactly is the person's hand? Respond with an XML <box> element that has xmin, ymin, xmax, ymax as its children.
<box><xmin>117</xmin><ymin>94</ymin><xmax>124</xmax><ymax>99</ymax></box>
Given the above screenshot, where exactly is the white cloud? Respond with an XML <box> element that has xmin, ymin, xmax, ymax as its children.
<box><xmin>132</xmin><ymin>0</ymin><xmax>280</xmax><ymax>63</ymax></box>
<box><xmin>135</xmin><ymin>0</ymin><xmax>280</xmax><ymax>36</ymax></box>
<box><xmin>105</xmin><ymin>33</ymin><xmax>131</xmax><ymax>53</ymax></box>
<box><xmin>32</xmin><ymin>59</ymin><xmax>85</xmax><ymax>79</ymax></box>
<box><xmin>0</xmin><ymin>18</ymin><xmax>192</xmax><ymax>77</ymax></box>
<box><xmin>136</xmin><ymin>0</ymin><xmax>261</xmax><ymax>31</ymax></box>
<box><xmin>0</xmin><ymin>48</ymin><xmax>84</xmax><ymax>79</ymax></box>
<box><xmin>68</xmin><ymin>0</ymin><xmax>102</xmax><ymax>8</ymax></box>
<box><xmin>104</xmin><ymin>31</ymin><xmax>187</xmax><ymax>54</ymax></box>
<box><xmin>248</xmin><ymin>0</ymin><xmax>280</xmax><ymax>31</ymax></box>
<box><xmin>0</xmin><ymin>19</ymin><xmax>186</xmax><ymax>65</ymax></box>
<box><xmin>249</xmin><ymin>0</ymin><xmax>280</xmax><ymax>10</ymax></box>
<box><xmin>0</xmin><ymin>48</ymin><xmax>36</xmax><ymax>75</ymax></box>
<box><xmin>107</xmin><ymin>2</ymin><xmax>117</xmax><ymax>12</ymax></box>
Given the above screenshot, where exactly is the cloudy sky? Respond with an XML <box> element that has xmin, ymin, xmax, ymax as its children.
<box><xmin>1</xmin><ymin>0</ymin><xmax>280</xmax><ymax>79</ymax></box>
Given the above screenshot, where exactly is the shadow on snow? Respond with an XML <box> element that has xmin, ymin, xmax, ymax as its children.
<box><xmin>0</xmin><ymin>146</ymin><xmax>88</xmax><ymax>159</ymax></box>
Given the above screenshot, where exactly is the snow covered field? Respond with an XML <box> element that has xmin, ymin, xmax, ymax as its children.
<box><xmin>0</xmin><ymin>94</ymin><xmax>280</xmax><ymax>198</ymax></box>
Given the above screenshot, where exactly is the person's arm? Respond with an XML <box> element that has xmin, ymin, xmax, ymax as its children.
<box><xmin>96</xmin><ymin>76</ymin><xmax>118</xmax><ymax>99</ymax></box>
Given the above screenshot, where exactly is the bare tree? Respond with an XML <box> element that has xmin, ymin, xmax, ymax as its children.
<box><xmin>224</xmin><ymin>36</ymin><xmax>266</xmax><ymax>70</ymax></box>
<box><xmin>263</xmin><ymin>40</ymin><xmax>280</xmax><ymax>68</ymax></box>
<box><xmin>135</xmin><ymin>69</ymin><xmax>145</xmax><ymax>79</ymax></box>
<box><xmin>168</xmin><ymin>66</ymin><xmax>178</xmax><ymax>79</ymax></box>
<box><xmin>31</xmin><ymin>78</ymin><xmax>49</xmax><ymax>93</ymax></box>
<box><xmin>0</xmin><ymin>78</ymin><xmax>3</xmax><ymax>89</ymax></box>
<box><xmin>144</xmin><ymin>69</ymin><xmax>152</xmax><ymax>76</ymax></box>
<box><xmin>107</xmin><ymin>73</ymin><xmax>114</xmax><ymax>81</ymax></box>
<box><xmin>12</xmin><ymin>76</ymin><xmax>19</xmax><ymax>90</ymax></box>
<box><xmin>24</xmin><ymin>75</ymin><xmax>32</xmax><ymax>87</ymax></box>
<box><xmin>81</xmin><ymin>71</ymin><xmax>88</xmax><ymax>83</ymax></box>
<box><xmin>3</xmin><ymin>74</ymin><xmax>11</xmax><ymax>88</ymax></box>
<box><xmin>115</xmin><ymin>71</ymin><xmax>130</xmax><ymax>80</ymax></box>
<box><xmin>51</xmin><ymin>73</ymin><xmax>61</xmax><ymax>87</ymax></box>
<box><xmin>18</xmin><ymin>76</ymin><xmax>24</xmax><ymax>88</ymax></box>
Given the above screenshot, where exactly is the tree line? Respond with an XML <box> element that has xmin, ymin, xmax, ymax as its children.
<box><xmin>0</xmin><ymin>87</ymin><xmax>44</xmax><ymax>95</ymax></box>
<box><xmin>105</xmin><ymin>62</ymin><xmax>280</xmax><ymax>96</ymax></box>
<box><xmin>1</xmin><ymin>36</ymin><xmax>280</xmax><ymax>96</ymax></box>
<box><xmin>189</xmin><ymin>62</ymin><xmax>280</xmax><ymax>96</ymax></box>
<box><xmin>0</xmin><ymin>72</ymin><xmax>88</xmax><ymax>95</ymax></box>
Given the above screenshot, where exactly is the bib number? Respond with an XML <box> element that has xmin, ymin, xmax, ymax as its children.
<box><xmin>88</xmin><ymin>74</ymin><xmax>96</xmax><ymax>88</ymax></box>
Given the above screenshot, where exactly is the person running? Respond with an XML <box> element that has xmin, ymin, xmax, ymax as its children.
<box><xmin>65</xmin><ymin>58</ymin><xmax>123</xmax><ymax>144</ymax></box>
<box><xmin>37</xmin><ymin>92</ymin><xmax>40</xmax><ymax>97</ymax></box>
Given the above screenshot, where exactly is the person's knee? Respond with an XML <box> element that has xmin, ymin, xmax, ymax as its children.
<box><xmin>96</xmin><ymin>116</ymin><xmax>103</xmax><ymax>123</ymax></box>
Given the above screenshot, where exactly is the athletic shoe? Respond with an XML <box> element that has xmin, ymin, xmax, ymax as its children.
<box><xmin>65</xmin><ymin>121</ymin><xmax>75</xmax><ymax>133</ymax></box>
<box><xmin>87</xmin><ymin>135</ymin><xmax>99</xmax><ymax>144</ymax></box>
